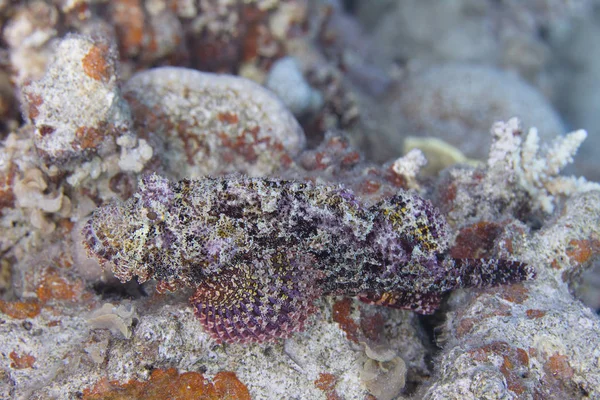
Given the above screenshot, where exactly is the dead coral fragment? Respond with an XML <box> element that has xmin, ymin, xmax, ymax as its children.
<box><xmin>314</xmin><ymin>372</ymin><xmax>342</xmax><ymax>400</ymax></box>
<box><xmin>361</xmin><ymin>356</ymin><xmax>406</xmax><ymax>400</ymax></box>
<box><xmin>83</xmin><ymin>174</ymin><xmax>533</xmax><ymax>344</ymax></box>
<box><xmin>21</xmin><ymin>34</ymin><xmax>130</xmax><ymax>168</ymax></box>
<box><xmin>390</xmin><ymin>148</ymin><xmax>427</xmax><ymax>189</ymax></box>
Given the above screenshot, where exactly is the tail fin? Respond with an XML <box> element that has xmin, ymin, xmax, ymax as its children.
<box><xmin>443</xmin><ymin>258</ymin><xmax>534</xmax><ymax>290</ymax></box>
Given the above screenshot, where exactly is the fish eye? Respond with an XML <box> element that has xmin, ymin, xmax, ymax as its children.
<box><xmin>147</xmin><ymin>210</ymin><xmax>158</xmax><ymax>221</ymax></box>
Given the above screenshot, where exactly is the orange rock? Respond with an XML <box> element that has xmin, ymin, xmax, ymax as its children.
<box><xmin>489</xmin><ymin>283</ymin><xmax>529</xmax><ymax>304</ymax></box>
<box><xmin>83</xmin><ymin>368</ymin><xmax>250</xmax><ymax>400</ymax></box>
<box><xmin>55</xmin><ymin>250</ymin><xmax>75</xmax><ymax>268</ymax></box>
<box><xmin>340</xmin><ymin>151</ymin><xmax>360</xmax><ymax>168</ymax></box>
<box><xmin>213</xmin><ymin>371</ymin><xmax>251</xmax><ymax>400</ymax></box>
<box><xmin>76</xmin><ymin>126</ymin><xmax>106</xmax><ymax>150</ymax></box>
<box><xmin>0</xmin><ymin>299</ymin><xmax>41</xmax><ymax>319</ymax></box>
<box><xmin>23</xmin><ymin>92</ymin><xmax>43</xmax><ymax>121</ymax></box>
<box><xmin>217</xmin><ymin>112</ymin><xmax>239</xmax><ymax>125</ymax></box>
<box><xmin>384</xmin><ymin>164</ymin><xmax>407</xmax><ymax>188</ymax></box>
<box><xmin>82</xmin><ymin>45</ymin><xmax>112</xmax><ymax>82</ymax></box>
<box><xmin>0</xmin><ymin>163</ymin><xmax>16</xmax><ymax>212</ymax></box>
<box><xmin>456</xmin><ymin>317</ymin><xmax>476</xmax><ymax>338</ymax></box>
<box><xmin>450</xmin><ymin>221</ymin><xmax>502</xmax><ymax>259</ymax></box>
<box><xmin>439</xmin><ymin>182</ymin><xmax>457</xmax><ymax>210</ymax></box>
<box><xmin>469</xmin><ymin>342</ymin><xmax>530</xmax><ymax>395</ymax></box>
<box><xmin>359</xmin><ymin>309</ymin><xmax>385</xmax><ymax>342</ymax></box>
<box><xmin>314</xmin><ymin>373</ymin><xmax>342</xmax><ymax>400</ymax></box>
<box><xmin>9</xmin><ymin>351</ymin><xmax>36</xmax><ymax>369</ymax></box>
<box><xmin>526</xmin><ymin>309</ymin><xmax>546</xmax><ymax>319</ymax></box>
<box><xmin>36</xmin><ymin>271</ymin><xmax>85</xmax><ymax>303</ymax></box>
<box><xmin>545</xmin><ymin>354</ymin><xmax>574</xmax><ymax>380</ymax></box>
<box><xmin>332</xmin><ymin>298</ymin><xmax>359</xmax><ymax>343</ymax></box>
<box><xmin>360</xmin><ymin>179</ymin><xmax>382</xmax><ymax>195</ymax></box>
<box><xmin>111</xmin><ymin>0</ymin><xmax>145</xmax><ymax>56</ymax></box>
<box><xmin>566</xmin><ymin>239</ymin><xmax>600</xmax><ymax>266</ymax></box>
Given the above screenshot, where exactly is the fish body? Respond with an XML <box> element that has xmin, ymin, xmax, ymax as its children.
<box><xmin>84</xmin><ymin>174</ymin><xmax>533</xmax><ymax>343</ymax></box>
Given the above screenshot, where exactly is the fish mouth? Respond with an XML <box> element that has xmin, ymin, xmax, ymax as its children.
<box><xmin>82</xmin><ymin>204</ymin><xmax>128</xmax><ymax>262</ymax></box>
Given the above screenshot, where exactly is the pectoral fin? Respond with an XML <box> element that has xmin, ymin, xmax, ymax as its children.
<box><xmin>190</xmin><ymin>260</ymin><xmax>318</xmax><ymax>343</ymax></box>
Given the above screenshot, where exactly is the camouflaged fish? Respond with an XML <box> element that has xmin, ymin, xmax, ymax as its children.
<box><xmin>83</xmin><ymin>174</ymin><xmax>533</xmax><ymax>343</ymax></box>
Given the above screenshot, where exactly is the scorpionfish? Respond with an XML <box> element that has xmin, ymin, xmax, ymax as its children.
<box><xmin>83</xmin><ymin>174</ymin><xmax>533</xmax><ymax>343</ymax></box>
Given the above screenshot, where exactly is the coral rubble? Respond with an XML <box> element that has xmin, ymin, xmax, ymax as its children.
<box><xmin>0</xmin><ymin>1</ymin><xmax>599</xmax><ymax>399</ymax></box>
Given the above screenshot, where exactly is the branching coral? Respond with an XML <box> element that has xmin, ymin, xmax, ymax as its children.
<box><xmin>390</xmin><ymin>148</ymin><xmax>427</xmax><ymax>189</ymax></box>
<box><xmin>83</xmin><ymin>174</ymin><xmax>533</xmax><ymax>344</ymax></box>
<box><xmin>488</xmin><ymin>117</ymin><xmax>600</xmax><ymax>213</ymax></box>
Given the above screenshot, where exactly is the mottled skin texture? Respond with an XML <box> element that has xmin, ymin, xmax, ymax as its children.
<box><xmin>83</xmin><ymin>174</ymin><xmax>533</xmax><ymax>343</ymax></box>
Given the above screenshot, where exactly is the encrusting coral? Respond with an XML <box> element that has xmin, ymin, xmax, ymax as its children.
<box><xmin>83</xmin><ymin>173</ymin><xmax>533</xmax><ymax>344</ymax></box>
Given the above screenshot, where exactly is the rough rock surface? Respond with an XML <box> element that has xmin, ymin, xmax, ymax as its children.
<box><xmin>124</xmin><ymin>67</ymin><xmax>305</xmax><ymax>179</ymax></box>
<box><xmin>0</xmin><ymin>2</ymin><xmax>599</xmax><ymax>399</ymax></box>
<box><xmin>21</xmin><ymin>34</ymin><xmax>131</xmax><ymax>168</ymax></box>
<box><xmin>422</xmin><ymin>192</ymin><xmax>600</xmax><ymax>399</ymax></box>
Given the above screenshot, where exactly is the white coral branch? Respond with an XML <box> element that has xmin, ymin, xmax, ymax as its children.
<box><xmin>391</xmin><ymin>148</ymin><xmax>427</xmax><ymax>189</ymax></box>
<box><xmin>543</xmin><ymin>129</ymin><xmax>587</xmax><ymax>175</ymax></box>
<box><xmin>488</xmin><ymin>118</ymin><xmax>600</xmax><ymax>213</ymax></box>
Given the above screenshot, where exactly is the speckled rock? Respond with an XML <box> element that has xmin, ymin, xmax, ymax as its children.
<box><xmin>123</xmin><ymin>67</ymin><xmax>306</xmax><ymax>178</ymax></box>
<box><xmin>108</xmin><ymin>0</ymin><xmax>184</xmax><ymax>63</ymax></box>
<box><xmin>3</xmin><ymin>1</ymin><xmax>59</xmax><ymax>84</ymax></box>
<box><xmin>421</xmin><ymin>191</ymin><xmax>600</xmax><ymax>399</ymax></box>
<box><xmin>0</xmin><ymin>280</ymin><xmax>429</xmax><ymax>400</ymax></box>
<box><xmin>418</xmin><ymin>119</ymin><xmax>600</xmax><ymax>398</ymax></box>
<box><xmin>21</xmin><ymin>34</ymin><xmax>132</xmax><ymax>168</ymax></box>
<box><xmin>366</xmin><ymin>63</ymin><xmax>565</xmax><ymax>163</ymax></box>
